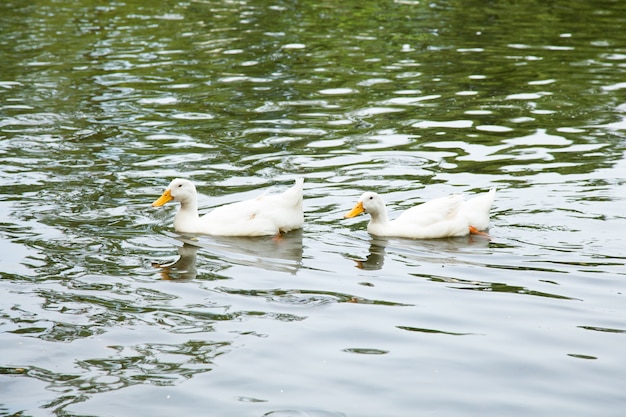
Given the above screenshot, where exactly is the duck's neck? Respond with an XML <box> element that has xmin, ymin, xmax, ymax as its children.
<box><xmin>174</xmin><ymin>199</ymin><xmax>200</xmax><ymax>231</ymax></box>
<box><xmin>368</xmin><ymin>208</ymin><xmax>390</xmax><ymax>226</ymax></box>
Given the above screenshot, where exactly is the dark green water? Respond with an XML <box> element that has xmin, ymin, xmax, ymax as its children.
<box><xmin>1</xmin><ymin>0</ymin><xmax>625</xmax><ymax>416</ymax></box>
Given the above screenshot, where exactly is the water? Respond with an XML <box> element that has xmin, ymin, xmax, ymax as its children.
<box><xmin>1</xmin><ymin>0</ymin><xmax>625</xmax><ymax>416</ymax></box>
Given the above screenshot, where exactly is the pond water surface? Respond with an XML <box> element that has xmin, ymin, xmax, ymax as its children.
<box><xmin>1</xmin><ymin>1</ymin><xmax>625</xmax><ymax>416</ymax></box>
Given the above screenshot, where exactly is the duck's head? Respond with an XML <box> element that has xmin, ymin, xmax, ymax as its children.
<box><xmin>344</xmin><ymin>191</ymin><xmax>385</xmax><ymax>218</ymax></box>
<box><xmin>152</xmin><ymin>178</ymin><xmax>197</xmax><ymax>207</ymax></box>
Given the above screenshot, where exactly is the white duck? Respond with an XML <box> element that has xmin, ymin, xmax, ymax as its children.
<box><xmin>343</xmin><ymin>188</ymin><xmax>495</xmax><ymax>239</ymax></box>
<box><xmin>152</xmin><ymin>178</ymin><xmax>304</xmax><ymax>236</ymax></box>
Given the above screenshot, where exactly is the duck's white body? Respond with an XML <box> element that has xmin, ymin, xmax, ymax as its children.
<box><xmin>344</xmin><ymin>188</ymin><xmax>495</xmax><ymax>239</ymax></box>
<box><xmin>153</xmin><ymin>178</ymin><xmax>304</xmax><ymax>236</ymax></box>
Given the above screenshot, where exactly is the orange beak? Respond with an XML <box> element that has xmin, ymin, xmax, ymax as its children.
<box><xmin>344</xmin><ymin>201</ymin><xmax>364</xmax><ymax>219</ymax></box>
<box><xmin>152</xmin><ymin>189</ymin><xmax>173</xmax><ymax>207</ymax></box>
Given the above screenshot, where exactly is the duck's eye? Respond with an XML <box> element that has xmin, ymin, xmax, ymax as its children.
<box><xmin>178</xmin><ymin>184</ymin><xmax>183</xmax><ymax>188</ymax></box>
<box><xmin>369</xmin><ymin>196</ymin><xmax>374</xmax><ymax>200</ymax></box>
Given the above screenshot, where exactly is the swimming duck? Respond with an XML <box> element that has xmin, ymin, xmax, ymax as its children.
<box><xmin>152</xmin><ymin>178</ymin><xmax>304</xmax><ymax>236</ymax></box>
<box><xmin>343</xmin><ymin>188</ymin><xmax>495</xmax><ymax>239</ymax></box>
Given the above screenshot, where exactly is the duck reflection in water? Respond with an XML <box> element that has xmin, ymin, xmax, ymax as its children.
<box><xmin>354</xmin><ymin>239</ymin><xmax>387</xmax><ymax>270</ymax></box>
<box><xmin>153</xmin><ymin>243</ymin><xmax>199</xmax><ymax>281</ymax></box>
<box><xmin>349</xmin><ymin>235</ymin><xmax>492</xmax><ymax>271</ymax></box>
<box><xmin>154</xmin><ymin>230</ymin><xmax>304</xmax><ymax>280</ymax></box>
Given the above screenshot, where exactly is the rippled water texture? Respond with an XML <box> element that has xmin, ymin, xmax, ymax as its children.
<box><xmin>1</xmin><ymin>0</ymin><xmax>625</xmax><ymax>416</ymax></box>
